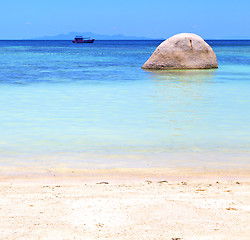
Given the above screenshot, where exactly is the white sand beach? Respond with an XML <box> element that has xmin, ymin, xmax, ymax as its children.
<box><xmin>0</xmin><ymin>168</ymin><xmax>249</xmax><ymax>240</ymax></box>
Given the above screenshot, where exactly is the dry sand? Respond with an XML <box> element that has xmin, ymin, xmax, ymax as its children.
<box><xmin>0</xmin><ymin>168</ymin><xmax>249</xmax><ymax>240</ymax></box>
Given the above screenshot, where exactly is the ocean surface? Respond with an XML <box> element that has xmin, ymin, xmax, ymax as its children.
<box><xmin>0</xmin><ymin>40</ymin><xmax>250</xmax><ymax>170</ymax></box>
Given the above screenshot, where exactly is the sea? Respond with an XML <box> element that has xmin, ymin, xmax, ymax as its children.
<box><xmin>0</xmin><ymin>40</ymin><xmax>249</xmax><ymax>170</ymax></box>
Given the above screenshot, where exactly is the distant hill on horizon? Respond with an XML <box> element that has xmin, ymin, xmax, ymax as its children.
<box><xmin>31</xmin><ymin>32</ymin><xmax>157</xmax><ymax>40</ymax></box>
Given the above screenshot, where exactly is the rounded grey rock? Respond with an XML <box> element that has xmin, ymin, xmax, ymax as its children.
<box><xmin>142</xmin><ymin>33</ymin><xmax>218</xmax><ymax>69</ymax></box>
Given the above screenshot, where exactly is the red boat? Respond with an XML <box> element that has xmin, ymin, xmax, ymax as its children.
<box><xmin>72</xmin><ymin>36</ymin><xmax>95</xmax><ymax>43</ymax></box>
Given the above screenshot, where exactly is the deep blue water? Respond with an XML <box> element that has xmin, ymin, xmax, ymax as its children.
<box><xmin>0</xmin><ymin>40</ymin><xmax>249</xmax><ymax>169</ymax></box>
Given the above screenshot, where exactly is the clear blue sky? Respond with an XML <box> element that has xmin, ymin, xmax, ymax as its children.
<box><xmin>1</xmin><ymin>0</ymin><xmax>249</xmax><ymax>39</ymax></box>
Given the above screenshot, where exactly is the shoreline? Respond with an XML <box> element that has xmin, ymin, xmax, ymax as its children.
<box><xmin>1</xmin><ymin>166</ymin><xmax>250</xmax><ymax>184</ymax></box>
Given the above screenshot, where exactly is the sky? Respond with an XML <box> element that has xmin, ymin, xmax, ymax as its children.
<box><xmin>0</xmin><ymin>0</ymin><xmax>250</xmax><ymax>39</ymax></box>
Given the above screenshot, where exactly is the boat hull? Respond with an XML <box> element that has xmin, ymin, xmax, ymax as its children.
<box><xmin>72</xmin><ymin>39</ymin><xmax>95</xmax><ymax>43</ymax></box>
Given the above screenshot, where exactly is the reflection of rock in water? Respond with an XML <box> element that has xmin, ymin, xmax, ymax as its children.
<box><xmin>144</xmin><ymin>69</ymin><xmax>217</xmax><ymax>83</ymax></box>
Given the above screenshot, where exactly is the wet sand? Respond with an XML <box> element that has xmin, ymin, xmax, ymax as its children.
<box><xmin>0</xmin><ymin>168</ymin><xmax>249</xmax><ymax>240</ymax></box>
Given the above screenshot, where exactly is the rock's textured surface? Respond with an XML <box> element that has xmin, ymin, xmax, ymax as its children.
<box><xmin>142</xmin><ymin>33</ymin><xmax>218</xmax><ymax>69</ymax></box>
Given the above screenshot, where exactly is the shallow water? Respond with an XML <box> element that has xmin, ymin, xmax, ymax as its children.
<box><xmin>0</xmin><ymin>40</ymin><xmax>249</xmax><ymax>169</ymax></box>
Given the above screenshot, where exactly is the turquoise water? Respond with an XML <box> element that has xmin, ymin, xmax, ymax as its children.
<box><xmin>0</xmin><ymin>40</ymin><xmax>250</xmax><ymax>169</ymax></box>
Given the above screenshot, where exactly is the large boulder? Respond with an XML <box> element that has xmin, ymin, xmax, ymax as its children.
<box><xmin>142</xmin><ymin>33</ymin><xmax>218</xmax><ymax>69</ymax></box>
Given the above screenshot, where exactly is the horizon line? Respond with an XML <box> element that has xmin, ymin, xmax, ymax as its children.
<box><xmin>0</xmin><ymin>38</ymin><xmax>250</xmax><ymax>41</ymax></box>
